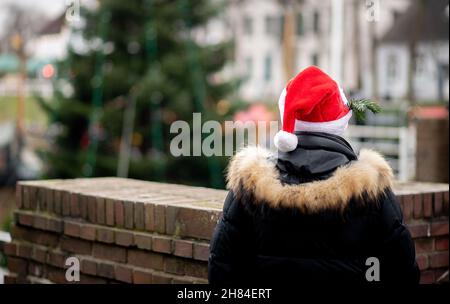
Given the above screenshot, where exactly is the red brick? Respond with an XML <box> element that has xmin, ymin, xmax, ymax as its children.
<box><xmin>124</xmin><ymin>201</ymin><xmax>134</xmax><ymax>229</ymax></box>
<box><xmin>416</xmin><ymin>255</ymin><xmax>429</xmax><ymax>270</ymax></box>
<box><xmin>401</xmin><ymin>195</ymin><xmax>413</xmax><ymax>221</ymax></box>
<box><xmin>80</xmin><ymin>224</ymin><xmax>96</xmax><ymax>241</ymax></box>
<box><xmin>18</xmin><ymin>212</ymin><xmax>33</xmax><ymax>226</ymax></box>
<box><xmin>164</xmin><ymin>257</ymin><xmax>185</xmax><ymax>275</ymax></box>
<box><xmin>430</xmin><ymin>251</ymin><xmax>449</xmax><ymax>268</ymax></box>
<box><xmin>17</xmin><ymin>243</ymin><xmax>33</xmax><ymax>259</ymax></box>
<box><xmin>93</xmin><ymin>243</ymin><xmax>126</xmax><ymax>263</ymax></box>
<box><xmin>28</xmin><ymin>262</ymin><xmax>43</xmax><ymax>277</ymax></box>
<box><xmin>81</xmin><ymin>259</ymin><xmax>97</xmax><ymax>276</ymax></box>
<box><xmin>434</xmin><ymin>192</ymin><xmax>443</xmax><ymax>216</ymax></box>
<box><xmin>4</xmin><ymin>274</ymin><xmax>17</xmax><ymax>284</ymax></box>
<box><xmin>172</xmin><ymin>277</ymin><xmax>195</xmax><ymax>284</ymax></box>
<box><xmin>96</xmin><ymin>197</ymin><xmax>106</xmax><ymax>225</ymax></box>
<box><xmin>414</xmin><ymin>238</ymin><xmax>434</xmax><ymax>254</ymax></box>
<box><xmin>64</xmin><ymin>221</ymin><xmax>81</xmax><ymax>237</ymax></box>
<box><xmin>96</xmin><ymin>227</ymin><xmax>115</xmax><ymax>244</ymax></box>
<box><xmin>115</xmin><ymin>230</ymin><xmax>134</xmax><ymax>247</ymax></box>
<box><xmin>79</xmin><ymin>274</ymin><xmax>107</xmax><ymax>284</ymax></box>
<box><xmin>60</xmin><ymin>237</ymin><xmax>92</xmax><ymax>255</ymax></box>
<box><xmin>127</xmin><ymin>249</ymin><xmax>164</xmax><ymax>271</ymax></box>
<box><xmin>134</xmin><ymin>232</ymin><xmax>152</xmax><ymax>250</ymax></box>
<box><xmin>184</xmin><ymin>260</ymin><xmax>208</xmax><ymax>279</ymax></box>
<box><xmin>97</xmin><ymin>262</ymin><xmax>115</xmax><ymax>279</ymax></box>
<box><xmin>154</xmin><ymin>205</ymin><xmax>166</xmax><ymax>233</ymax></box>
<box><xmin>45</xmin><ymin>188</ymin><xmax>54</xmax><ymax>213</ymax></box>
<box><xmin>28</xmin><ymin>186</ymin><xmax>38</xmax><ymax>210</ymax></box>
<box><xmin>166</xmin><ymin>206</ymin><xmax>219</xmax><ymax>240</ymax></box>
<box><xmin>47</xmin><ymin>217</ymin><xmax>63</xmax><ymax>233</ymax></box>
<box><xmin>105</xmin><ymin>199</ymin><xmax>115</xmax><ymax>226</ymax></box>
<box><xmin>152</xmin><ymin>273</ymin><xmax>172</xmax><ymax>284</ymax></box>
<box><xmin>4</xmin><ymin>242</ymin><xmax>17</xmax><ymax>256</ymax></box>
<box><xmin>193</xmin><ymin>243</ymin><xmax>210</xmax><ymax>261</ymax></box>
<box><xmin>47</xmin><ymin>251</ymin><xmax>67</xmax><ymax>268</ymax></box>
<box><xmin>413</xmin><ymin>194</ymin><xmax>423</xmax><ymax>219</ymax></box>
<box><xmin>435</xmin><ymin>237</ymin><xmax>449</xmax><ymax>251</ymax></box>
<box><xmin>62</xmin><ymin>191</ymin><xmax>71</xmax><ymax>216</ymax></box>
<box><xmin>423</xmin><ymin>193</ymin><xmax>433</xmax><ymax>218</ymax></box>
<box><xmin>420</xmin><ymin>270</ymin><xmax>435</xmax><ymax>284</ymax></box>
<box><xmin>133</xmin><ymin>269</ymin><xmax>153</xmax><ymax>284</ymax></box>
<box><xmin>152</xmin><ymin>236</ymin><xmax>172</xmax><ymax>254</ymax></box>
<box><xmin>22</xmin><ymin>186</ymin><xmax>36</xmax><ymax>210</ymax></box>
<box><xmin>408</xmin><ymin>223</ymin><xmax>430</xmax><ymax>238</ymax></box>
<box><xmin>134</xmin><ymin>202</ymin><xmax>145</xmax><ymax>230</ymax></box>
<box><xmin>53</xmin><ymin>190</ymin><xmax>62</xmax><ymax>214</ymax></box>
<box><xmin>33</xmin><ymin>214</ymin><xmax>48</xmax><ymax>230</ymax></box>
<box><xmin>8</xmin><ymin>257</ymin><xmax>28</xmax><ymax>274</ymax></box>
<box><xmin>431</xmin><ymin>221</ymin><xmax>449</xmax><ymax>236</ymax></box>
<box><xmin>144</xmin><ymin>204</ymin><xmax>155</xmax><ymax>231</ymax></box>
<box><xmin>87</xmin><ymin>196</ymin><xmax>97</xmax><ymax>223</ymax></box>
<box><xmin>444</xmin><ymin>192</ymin><xmax>449</xmax><ymax>214</ymax></box>
<box><xmin>114</xmin><ymin>200</ymin><xmax>124</xmax><ymax>227</ymax></box>
<box><xmin>35</xmin><ymin>188</ymin><xmax>45</xmax><ymax>212</ymax></box>
<box><xmin>79</xmin><ymin>194</ymin><xmax>88</xmax><ymax>219</ymax></box>
<box><xmin>70</xmin><ymin>192</ymin><xmax>80</xmax><ymax>217</ymax></box>
<box><xmin>115</xmin><ymin>265</ymin><xmax>133</xmax><ymax>283</ymax></box>
<box><xmin>32</xmin><ymin>246</ymin><xmax>48</xmax><ymax>263</ymax></box>
<box><xmin>173</xmin><ymin>240</ymin><xmax>193</xmax><ymax>258</ymax></box>
<box><xmin>16</xmin><ymin>184</ymin><xmax>23</xmax><ymax>209</ymax></box>
<box><xmin>47</xmin><ymin>267</ymin><xmax>67</xmax><ymax>283</ymax></box>
<box><xmin>11</xmin><ymin>226</ymin><xmax>58</xmax><ymax>248</ymax></box>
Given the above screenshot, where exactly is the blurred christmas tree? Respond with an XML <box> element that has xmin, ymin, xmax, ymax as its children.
<box><xmin>39</xmin><ymin>0</ymin><xmax>238</xmax><ymax>188</ymax></box>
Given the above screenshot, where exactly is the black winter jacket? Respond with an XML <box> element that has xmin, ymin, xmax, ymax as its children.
<box><xmin>208</xmin><ymin>132</ymin><xmax>420</xmax><ymax>285</ymax></box>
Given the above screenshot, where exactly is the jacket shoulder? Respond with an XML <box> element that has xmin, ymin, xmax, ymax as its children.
<box><xmin>226</xmin><ymin>146</ymin><xmax>394</xmax><ymax>214</ymax></box>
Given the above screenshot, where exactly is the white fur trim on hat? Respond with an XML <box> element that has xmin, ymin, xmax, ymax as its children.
<box><xmin>278</xmin><ymin>87</ymin><xmax>287</xmax><ymax>121</ymax></box>
<box><xmin>294</xmin><ymin>110</ymin><xmax>352</xmax><ymax>136</ymax></box>
<box><xmin>274</xmin><ymin>130</ymin><xmax>298</xmax><ymax>152</ymax></box>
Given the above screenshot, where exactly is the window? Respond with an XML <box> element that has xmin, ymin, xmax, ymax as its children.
<box><xmin>414</xmin><ymin>53</ymin><xmax>426</xmax><ymax>75</ymax></box>
<box><xmin>264</xmin><ymin>55</ymin><xmax>272</xmax><ymax>81</ymax></box>
<box><xmin>265</xmin><ymin>15</ymin><xmax>283</xmax><ymax>38</ymax></box>
<box><xmin>245</xmin><ymin>57</ymin><xmax>253</xmax><ymax>80</ymax></box>
<box><xmin>311</xmin><ymin>53</ymin><xmax>319</xmax><ymax>66</ymax></box>
<box><xmin>296</xmin><ymin>13</ymin><xmax>304</xmax><ymax>36</ymax></box>
<box><xmin>243</xmin><ymin>16</ymin><xmax>253</xmax><ymax>36</ymax></box>
<box><xmin>387</xmin><ymin>53</ymin><xmax>397</xmax><ymax>80</ymax></box>
<box><xmin>313</xmin><ymin>10</ymin><xmax>320</xmax><ymax>34</ymax></box>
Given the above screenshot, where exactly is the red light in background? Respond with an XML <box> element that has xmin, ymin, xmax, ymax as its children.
<box><xmin>42</xmin><ymin>64</ymin><xmax>55</xmax><ymax>78</ymax></box>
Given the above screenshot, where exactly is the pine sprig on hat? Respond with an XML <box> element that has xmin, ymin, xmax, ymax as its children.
<box><xmin>348</xmin><ymin>98</ymin><xmax>382</xmax><ymax>122</ymax></box>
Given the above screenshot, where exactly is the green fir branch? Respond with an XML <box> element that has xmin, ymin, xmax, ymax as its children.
<box><xmin>348</xmin><ymin>98</ymin><xmax>382</xmax><ymax>122</ymax></box>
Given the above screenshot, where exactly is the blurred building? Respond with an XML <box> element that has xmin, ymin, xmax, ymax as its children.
<box><xmin>200</xmin><ymin>0</ymin><xmax>411</xmax><ymax>101</ymax></box>
<box><xmin>200</xmin><ymin>0</ymin><xmax>449</xmax><ymax>104</ymax></box>
<box><xmin>378</xmin><ymin>0</ymin><xmax>449</xmax><ymax>102</ymax></box>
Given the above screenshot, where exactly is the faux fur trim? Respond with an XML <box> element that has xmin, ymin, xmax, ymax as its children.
<box><xmin>226</xmin><ymin>146</ymin><xmax>394</xmax><ymax>213</ymax></box>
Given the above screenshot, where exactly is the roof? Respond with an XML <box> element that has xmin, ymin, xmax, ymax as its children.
<box><xmin>381</xmin><ymin>0</ymin><xmax>449</xmax><ymax>43</ymax></box>
<box><xmin>39</xmin><ymin>13</ymin><xmax>66</xmax><ymax>35</ymax></box>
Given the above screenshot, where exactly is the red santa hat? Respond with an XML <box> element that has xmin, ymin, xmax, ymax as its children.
<box><xmin>274</xmin><ymin>66</ymin><xmax>352</xmax><ymax>152</ymax></box>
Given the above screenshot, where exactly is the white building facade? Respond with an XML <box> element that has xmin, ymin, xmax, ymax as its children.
<box><xmin>204</xmin><ymin>0</ymin><xmax>414</xmax><ymax>102</ymax></box>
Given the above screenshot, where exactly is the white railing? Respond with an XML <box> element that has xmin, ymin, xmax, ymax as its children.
<box><xmin>344</xmin><ymin>125</ymin><xmax>416</xmax><ymax>182</ymax></box>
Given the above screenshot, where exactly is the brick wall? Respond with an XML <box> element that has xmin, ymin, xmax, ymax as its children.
<box><xmin>412</xmin><ymin>111</ymin><xmax>449</xmax><ymax>183</ymax></box>
<box><xmin>3</xmin><ymin>177</ymin><xmax>449</xmax><ymax>284</ymax></box>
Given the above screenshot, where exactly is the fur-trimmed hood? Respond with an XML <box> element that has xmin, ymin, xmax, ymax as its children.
<box><xmin>226</xmin><ymin>146</ymin><xmax>394</xmax><ymax>214</ymax></box>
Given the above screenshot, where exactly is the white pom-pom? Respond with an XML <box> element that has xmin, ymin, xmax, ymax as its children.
<box><xmin>274</xmin><ymin>130</ymin><xmax>298</xmax><ymax>152</ymax></box>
